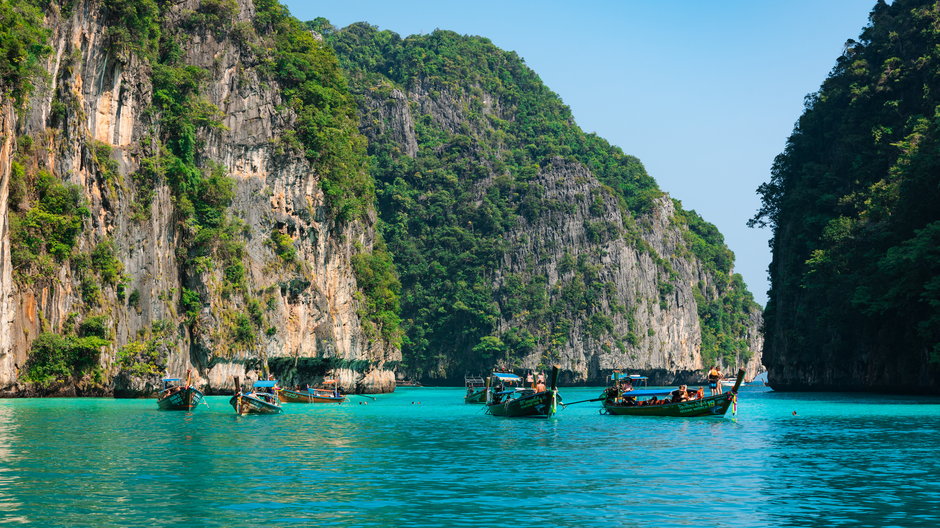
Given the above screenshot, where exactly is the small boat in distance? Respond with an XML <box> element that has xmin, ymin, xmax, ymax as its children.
<box><xmin>464</xmin><ymin>374</ymin><xmax>487</xmax><ymax>404</ymax></box>
<box><xmin>602</xmin><ymin>369</ymin><xmax>746</xmax><ymax>417</ymax></box>
<box><xmin>230</xmin><ymin>378</ymin><xmax>283</xmax><ymax>415</ymax></box>
<box><xmin>486</xmin><ymin>366</ymin><xmax>560</xmax><ymax>418</ymax></box>
<box><xmin>156</xmin><ymin>372</ymin><xmax>204</xmax><ymax>411</ymax></box>
<box><xmin>279</xmin><ymin>380</ymin><xmax>346</xmax><ymax>404</ymax></box>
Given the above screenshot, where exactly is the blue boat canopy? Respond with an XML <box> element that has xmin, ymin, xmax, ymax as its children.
<box><xmin>491</xmin><ymin>373</ymin><xmax>521</xmax><ymax>381</ymax></box>
<box><xmin>620</xmin><ymin>389</ymin><xmax>674</xmax><ymax>398</ymax></box>
<box><xmin>162</xmin><ymin>378</ymin><xmax>181</xmax><ymax>382</ymax></box>
<box><xmin>253</xmin><ymin>380</ymin><xmax>278</xmax><ymax>388</ymax></box>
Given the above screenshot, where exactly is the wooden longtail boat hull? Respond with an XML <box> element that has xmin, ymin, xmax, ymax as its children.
<box><xmin>278</xmin><ymin>389</ymin><xmax>346</xmax><ymax>404</ymax></box>
<box><xmin>229</xmin><ymin>393</ymin><xmax>283</xmax><ymax>415</ymax></box>
<box><xmin>487</xmin><ymin>389</ymin><xmax>558</xmax><ymax>417</ymax></box>
<box><xmin>464</xmin><ymin>388</ymin><xmax>487</xmax><ymax>404</ymax></box>
<box><xmin>603</xmin><ymin>369</ymin><xmax>746</xmax><ymax>418</ymax></box>
<box><xmin>157</xmin><ymin>387</ymin><xmax>204</xmax><ymax>411</ymax></box>
<box><xmin>603</xmin><ymin>392</ymin><xmax>735</xmax><ymax>417</ymax></box>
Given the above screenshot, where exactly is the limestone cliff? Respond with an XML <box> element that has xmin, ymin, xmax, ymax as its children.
<box><xmin>0</xmin><ymin>0</ymin><xmax>399</xmax><ymax>396</ymax></box>
<box><xmin>324</xmin><ymin>23</ymin><xmax>763</xmax><ymax>385</ymax></box>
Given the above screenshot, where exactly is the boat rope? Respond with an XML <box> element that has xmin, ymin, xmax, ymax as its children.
<box><xmin>732</xmin><ymin>393</ymin><xmax>738</xmax><ymax>416</ymax></box>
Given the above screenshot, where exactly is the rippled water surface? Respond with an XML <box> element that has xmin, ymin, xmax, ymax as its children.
<box><xmin>1</xmin><ymin>386</ymin><xmax>939</xmax><ymax>527</ymax></box>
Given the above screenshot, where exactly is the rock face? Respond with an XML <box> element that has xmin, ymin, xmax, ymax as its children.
<box><xmin>0</xmin><ymin>105</ymin><xmax>17</xmax><ymax>390</ymax></box>
<box><xmin>755</xmin><ymin>0</ymin><xmax>940</xmax><ymax>394</ymax></box>
<box><xmin>0</xmin><ymin>1</ymin><xmax>398</xmax><ymax>396</ymax></box>
<box><xmin>326</xmin><ymin>24</ymin><xmax>764</xmax><ymax>385</ymax></box>
<box><xmin>493</xmin><ymin>160</ymin><xmax>763</xmax><ymax>384</ymax></box>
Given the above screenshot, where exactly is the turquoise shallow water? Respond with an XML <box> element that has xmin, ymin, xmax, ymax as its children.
<box><xmin>1</xmin><ymin>386</ymin><xmax>939</xmax><ymax>527</ymax></box>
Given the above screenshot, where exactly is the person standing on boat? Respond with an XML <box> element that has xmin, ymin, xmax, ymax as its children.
<box><xmin>493</xmin><ymin>381</ymin><xmax>505</xmax><ymax>404</ymax></box>
<box><xmin>707</xmin><ymin>365</ymin><xmax>723</xmax><ymax>395</ymax></box>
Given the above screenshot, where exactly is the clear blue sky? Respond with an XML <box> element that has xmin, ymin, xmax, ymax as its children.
<box><xmin>284</xmin><ymin>0</ymin><xmax>878</xmax><ymax>305</ymax></box>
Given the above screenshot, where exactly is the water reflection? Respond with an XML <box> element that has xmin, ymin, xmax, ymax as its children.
<box><xmin>0</xmin><ymin>402</ymin><xmax>28</xmax><ymax>524</ymax></box>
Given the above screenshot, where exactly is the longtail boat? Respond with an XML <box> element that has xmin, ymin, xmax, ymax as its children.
<box><xmin>278</xmin><ymin>380</ymin><xmax>346</xmax><ymax>404</ymax></box>
<box><xmin>602</xmin><ymin>369</ymin><xmax>745</xmax><ymax>417</ymax></box>
<box><xmin>230</xmin><ymin>378</ymin><xmax>283</xmax><ymax>415</ymax></box>
<box><xmin>464</xmin><ymin>375</ymin><xmax>487</xmax><ymax>404</ymax></box>
<box><xmin>486</xmin><ymin>366</ymin><xmax>560</xmax><ymax>418</ymax></box>
<box><xmin>156</xmin><ymin>372</ymin><xmax>204</xmax><ymax>411</ymax></box>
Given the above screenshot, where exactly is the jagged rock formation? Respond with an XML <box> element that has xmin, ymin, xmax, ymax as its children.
<box><xmin>0</xmin><ymin>0</ymin><xmax>398</xmax><ymax>396</ymax></box>
<box><xmin>322</xmin><ymin>22</ymin><xmax>764</xmax><ymax>384</ymax></box>
<box><xmin>753</xmin><ymin>0</ymin><xmax>940</xmax><ymax>393</ymax></box>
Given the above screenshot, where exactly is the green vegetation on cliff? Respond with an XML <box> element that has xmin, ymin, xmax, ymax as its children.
<box><xmin>24</xmin><ymin>315</ymin><xmax>110</xmax><ymax>389</ymax></box>
<box><xmin>752</xmin><ymin>0</ymin><xmax>940</xmax><ymax>384</ymax></box>
<box><xmin>321</xmin><ymin>21</ymin><xmax>757</xmax><ymax>377</ymax></box>
<box><xmin>254</xmin><ymin>0</ymin><xmax>374</xmax><ymax>222</ymax></box>
<box><xmin>0</xmin><ymin>0</ymin><xmax>49</xmax><ymax>103</ymax></box>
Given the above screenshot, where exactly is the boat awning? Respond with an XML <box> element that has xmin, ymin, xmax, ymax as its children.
<box><xmin>253</xmin><ymin>380</ymin><xmax>278</xmax><ymax>388</ymax></box>
<box><xmin>162</xmin><ymin>378</ymin><xmax>181</xmax><ymax>382</ymax></box>
<box><xmin>621</xmin><ymin>389</ymin><xmax>673</xmax><ymax>398</ymax></box>
<box><xmin>491</xmin><ymin>373</ymin><xmax>521</xmax><ymax>381</ymax></box>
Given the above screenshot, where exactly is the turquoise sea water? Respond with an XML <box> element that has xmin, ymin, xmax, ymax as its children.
<box><xmin>1</xmin><ymin>386</ymin><xmax>939</xmax><ymax>527</ymax></box>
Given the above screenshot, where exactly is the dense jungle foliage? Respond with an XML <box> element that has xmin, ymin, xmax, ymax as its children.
<box><xmin>319</xmin><ymin>21</ymin><xmax>758</xmax><ymax>377</ymax></box>
<box><xmin>752</xmin><ymin>0</ymin><xmax>940</xmax><ymax>372</ymax></box>
<box><xmin>0</xmin><ymin>0</ymin><xmax>48</xmax><ymax>103</ymax></box>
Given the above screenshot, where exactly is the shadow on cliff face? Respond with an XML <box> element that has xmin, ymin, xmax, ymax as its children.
<box><xmin>267</xmin><ymin>357</ymin><xmax>333</xmax><ymax>388</ymax></box>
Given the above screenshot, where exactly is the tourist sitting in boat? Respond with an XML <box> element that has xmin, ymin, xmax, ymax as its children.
<box><xmin>604</xmin><ymin>385</ymin><xmax>619</xmax><ymax>401</ymax></box>
<box><xmin>670</xmin><ymin>385</ymin><xmax>689</xmax><ymax>403</ymax></box>
<box><xmin>535</xmin><ymin>379</ymin><xmax>546</xmax><ymax>392</ymax></box>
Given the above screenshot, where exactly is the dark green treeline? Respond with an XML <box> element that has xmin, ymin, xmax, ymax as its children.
<box><xmin>753</xmin><ymin>0</ymin><xmax>940</xmax><ymax>392</ymax></box>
